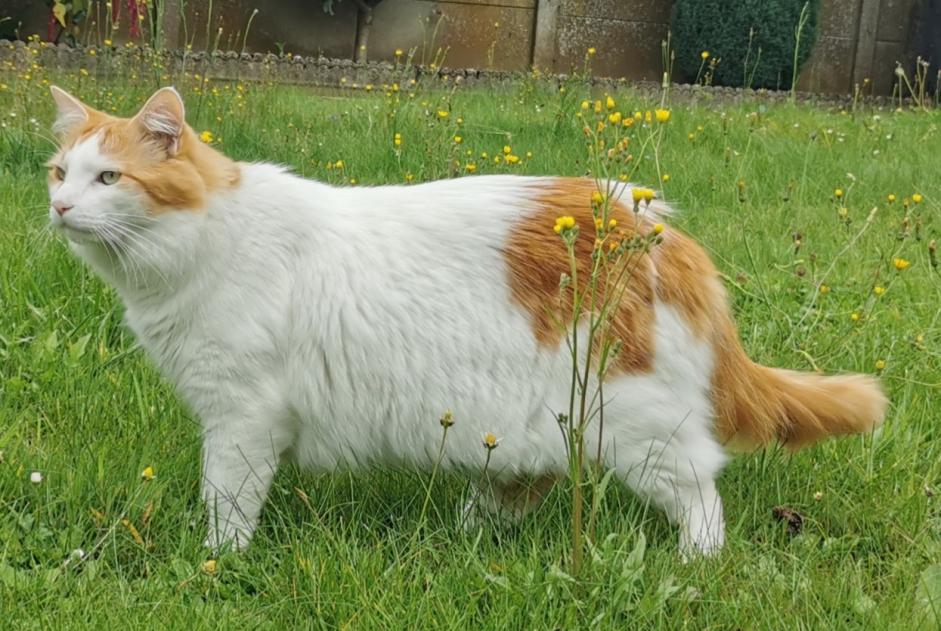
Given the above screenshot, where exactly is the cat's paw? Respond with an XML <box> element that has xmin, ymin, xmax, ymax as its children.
<box><xmin>203</xmin><ymin>525</ymin><xmax>253</xmax><ymax>553</ymax></box>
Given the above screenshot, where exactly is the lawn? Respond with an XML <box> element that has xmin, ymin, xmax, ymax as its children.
<box><xmin>1</xmin><ymin>58</ymin><xmax>940</xmax><ymax>629</ymax></box>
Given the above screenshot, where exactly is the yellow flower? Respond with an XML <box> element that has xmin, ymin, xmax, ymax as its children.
<box><xmin>688</xmin><ymin>132</ymin><xmax>695</xmax><ymax>140</ymax></box>
<box><xmin>334</xmin><ymin>160</ymin><xmax>344</xmax><ymax>169</ymax></box>
<box><xmin>505</xmin><ymin>154</ymin><xmax>520</xmax><ymax>164</ymax></box>
<box><xmin>201</xmin><ymin>559</ymin><xmax>217</xmax><ymax>575</ymax></box>
<box><xmin>913</xmin><ymin>193</ymin><xmax>923</xmax><ymax>203</ymax></box>
<box><xmin>608</xmin><ymin>111</ymin><xmax>622</xmax><ymax>124</ymax></box>
<box><xmin>591</xmin><ymin>191</ymin><xmax>605</xmax><ymax>205</ymax></box>
<box><xmin>553</xmin><ymin>215</ymin><xmax>577</xmax><ymax>234</ymax></box>
<box><xmin>580</xmin><ymin>100</ymin><xmax>590</xmax><ymax>110</ymax></box>
<box><xmin>587</xmin><ymin>47</ymin><xmax>596</xmax><ymax>56</ymax></box>
<box><xmin>526</xmin><ymin>151</ymin><xmax>533</xmax><ymax>159</ymax></box>
<box><xmin>634</xmin><ymin>111</ymin><xmax>642</xmax><ymax>120</ymax></box>
<box><xmin>819</xmin><ymin>284</ymin><xmax>830</xmax><ymax>295</ymax></box>
<box><xmin>893</xmin><ymin>257</ymin><xmax>910</xmax><ymax>271</ymax></box>
<box><xmin>606</xmin><ymin>95</ymin><xmax>616</xmax><ymax>110</ymax></box>
<box><xmin>503</xmin><ymin>145</ymin><xmax>512</xmax><ymax>155</ymax></box>
<box><xmin>394</xmin><ymin>48</ymin><xmax>403</xmax><ymax>57</ymax></box>
<box><xmin>851</xmin><ymin>312</ymin><xmax>861</xmax><ymax>322</ymax></box>
<box><xmin>834</xmin><ymin>188</ymin><xmax>844</xmax><ymax>198</ymax></box>
<box><xmin>661</xmin><ymin>174</ymin><xmax>670</xmax><ymax>183</ymax></box>
<box><xmin>652</xmin><ymin>223</ymin><xmax>664</xmax><ymax>235</ymax></box>
<box><xmin>140</xmin><ymin>466</ymin><xmax>155</xmax><ymax>481</ymax></box>
<box><xmin>393</xmin><ymin>132</ymin><xmax>402</xmax><ymax>146</ymax></box>
<box><xmin>79</xmin><ymin>68</ymin><xmax>89</xmax><ymax>76</ymax></box>
<box><xmin>701</xmin><ymin>51</ymin><xmax>710</xmax><ymax>60</ymax></box>
<box><xmin>654</xmin><ymin>109</ymin><xmax>671</xmax><ymax>123</ymax></box>
<box><xmin>405</xmin><ymin>173</ymin><xmax>414</xmax><ymax>182</ymax></box>
<box><xmin>465</xmin><ymin>163</ymin><xmax>477</xmax><ymax>173</ymax></box>
<box><xmin>593</xmin><ymin>100</ymin><xmax>603</xmax><ymax>114</ymax></box>
<box><xmin>482</xmin><ymin>432</ymin><xmax>500</xmax><ymax>449</ymax></box>
<box><xmin>608</xmin><ymin>219</ymin><xmax>617</xmax><ymax>230</ymax></box>
<box><xmin>632</xmin><ymin>188</ymin><xmax>655</xmax><ymax>203</ymax></box>
<box><xmin>440</xmin><ymin>410</ymin><xmax>454</xmax><ymax>428</ymax></box>
<box><xmin>875</xmin><ymin>359</ymin><xmax>886</xmax><ymax>371</ymax></box>
<box><xmin>437</xmin><ymin>110</ymin><xmax>449</xmax><ymax>119</ymax></box>
<box><xmin>453</xmin><ymin>135</ymin><xmax>462</xmax><ymax>144</ymax></box>
<box><xmin>104</xmin><ymin>39</ymin><xmax>113</xmax><ymax>46</ymax></box>
<box><xmin>645</xmin><ymin>111</ymin><xmax>652</xmax><ymax>123</ymax></box>
<box><xmin>622</xmin><ymin>118</ymin><xmax>634</xmax><ymax>127</ymax></box>
<box><xmin>199</xmin><ymin>130</ymin><xmax>214</xmax><ymax>143</ymax></box>
<box><xmin>887</xmin><ymin>194</ymin><xmax>896</xmax><ymax>203</ymax></box>
<box><xmin>873</xmin><ymin>286</ymin><xmax>885</xmax><ymax>296</ymax></box>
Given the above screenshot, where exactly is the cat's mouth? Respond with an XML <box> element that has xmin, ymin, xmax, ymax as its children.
<box><xmin>60</xmin><ymin>223</ymin><xmax>104</xmax><ymax>245</ymax></box>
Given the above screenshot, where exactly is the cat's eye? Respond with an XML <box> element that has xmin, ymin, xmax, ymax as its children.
<box><xmin>52</xmin><ymin>166</ymin><xmax>65</xmax><ymax>180</ymax></box>
<box><xmin>98</xmin><ymin>171</ymin><xmax>121</xmax><ymax>185</ymax></box>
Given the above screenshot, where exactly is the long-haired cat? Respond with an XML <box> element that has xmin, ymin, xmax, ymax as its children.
<box><xmin>46</xmin><ymin>86</ymin><xmax>887</xmax><ymax>557</ymax></box>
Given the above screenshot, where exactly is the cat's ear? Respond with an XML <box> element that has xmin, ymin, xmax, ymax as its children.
<box><xmin>50</xmin><ymin>85</ymin><xmax>88</xmax><ymax>136</ymax></box>
<box><xmin>134</xmin><ymin>87</ymin><xmax>186</xmax><ymax>155</ymax></box>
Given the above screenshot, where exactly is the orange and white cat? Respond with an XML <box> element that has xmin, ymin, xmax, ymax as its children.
<box><xmin>46</xmin><ymin>86</ymin><xmax>887</xmax><ymax>557</ymax></box>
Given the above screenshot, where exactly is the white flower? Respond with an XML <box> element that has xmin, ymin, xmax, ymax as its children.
<box><xmin>30</xmin><ymin>471</ymin><xmax>43</xmax><ymax>484</ymax></box>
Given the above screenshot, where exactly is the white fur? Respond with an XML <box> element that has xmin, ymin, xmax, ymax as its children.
<box><xmin>51</xmin><ymin>142</ymin><xmax>728</xmax><ymax>557</ymax></box>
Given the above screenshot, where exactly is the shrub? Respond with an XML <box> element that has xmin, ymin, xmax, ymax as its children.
<box><xmin>672</xmin><ymin>0</ymin><xmax>821</xmax><ymax>90</ymax></box>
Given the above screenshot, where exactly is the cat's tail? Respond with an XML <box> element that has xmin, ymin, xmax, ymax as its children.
<box><xmin>715</xmin><ymin>342</ymin><xmax>888</xmax><ymax>450</ymax></box>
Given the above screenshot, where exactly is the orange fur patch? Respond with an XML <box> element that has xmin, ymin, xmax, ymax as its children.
<box><xmin>52</xmin><ymin>102</ymin><xmax>239</xmax><ymax>212</ymax></box>
<box><xmin>508</xmin><ymin>178</ymin><xmax>887</xmax><ymax>448</ymax></box>
<box><xmin>504</xmin><ymin>178</ymin><xmax>657</xmax><ymax>374</ymax></box>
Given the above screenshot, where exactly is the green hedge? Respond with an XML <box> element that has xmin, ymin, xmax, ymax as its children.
<box><xmin>672</xmin><ymin>0</ymin><xmax>820</xmax><ymax>90</ymax></box>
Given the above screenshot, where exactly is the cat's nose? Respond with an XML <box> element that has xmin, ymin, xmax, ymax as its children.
<box><xmin>52</xmin><ymin>201</ymin><xmax>73</xmax><ymax>216</ymax></box>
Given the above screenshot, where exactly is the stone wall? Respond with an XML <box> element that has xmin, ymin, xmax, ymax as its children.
<box><xmin>0</xmin><ymin>0</ymin><xmax>931</xmax><ymax>95</ymax></box>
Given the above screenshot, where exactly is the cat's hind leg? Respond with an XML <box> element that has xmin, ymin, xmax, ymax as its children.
<box><xmin>461</xmin><ymin>474</ymin><xmax>558</xmax><ymax>530</ymax></box>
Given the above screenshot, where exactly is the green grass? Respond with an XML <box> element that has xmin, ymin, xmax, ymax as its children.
<box><xmin>1</xmin><ymin>64</ymin><xmax>940</xmax><ymax>629</ymax></box>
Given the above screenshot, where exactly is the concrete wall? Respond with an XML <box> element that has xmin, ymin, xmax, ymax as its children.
<box><xmin>0</xmin><ymin>0</ymin><xmax>929</xmax><ymax>94</ymax></box>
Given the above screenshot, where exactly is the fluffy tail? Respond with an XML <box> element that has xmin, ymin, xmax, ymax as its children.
<box><xmin>715</xmin><ymin>346</ymin><xmax>888</xmax><ymax>450</ymax></box>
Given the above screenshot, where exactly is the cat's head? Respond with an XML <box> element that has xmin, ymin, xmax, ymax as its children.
<box><xmin>46</xmin><ymin>86</ymin><xmax>238</xmax><ymax>247</ymax></box>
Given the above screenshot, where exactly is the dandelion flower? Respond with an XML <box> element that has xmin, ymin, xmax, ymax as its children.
<box><xmin>873</xmin><ymin>286</ymin><xmax>885</xmax><ymax>296</ymax></box>
<box><xmin>662</xmin><ymin>174</ymin><xmax>670</xmax><ymax>183</ymax></box>
<box><xmin>591</xmin><ymin>191</ymin><xmax>605</xmax><ymax>205</ymax></box>
<box><xmin>465</xmin><ymin>163</ymin><xmax>477</xmax><ymax>173</ymax></box>
<box><xmin>453</xmin><ymin>135</ymin><xmax>462</xmax><ymax>144</ymax></box>
<box><xmin>608</xmin><ymin>111</ymin><xmax>622</xmax><ymax>124</ymax></box>
<box><xmin>632</xmin><ymin>188</ymin><xmax>655</xmax><ymax>203</ymax></box>
<box><xmin>851</xmin><ymin>312</ymin><xmax>861</xmax><ymax>322</ymax></box>
<box><xmin>912</xmin><ymin>193</ymin><xmax>923</xmax><ymax>203</ymax></box>
<box><xmin>819</xmin><ymin>284</ymin><xmax>830</xmax><ymax>295</ymax></box>
<box><xmin>437</xmin><ymin>110</ymin><xmax>449</xmax><ymax>120</ymax></box>
<box><xmin>394</xmin><ymin>49</ymin><xmax>403</xmax><ymax>57</ymax></box>
<box><xmin>887</xmin><ymin>194</ymin><xmax>896</xmax><ymax>203</ymax></box>
<box><xmin>141</xmin><ymin>466</ymin><xmax>155</xmax><ymax>481</ymax></box>
<box><xmin>199</xmin><ymin>130</ymin><xmax>214</xmax><ymax>143</ymax></box>
<box><xmin>201</xmin><ymin>559</ymin><xmax>217</xmax><ymax>575</ymax></box>
<box><xmin>875</xmin><ymin>359</ymin><xmax>886</xmax><ymax>371</ymax></box>
<box><xmin>587</xmin><ymin>47</ymin><xmax>596</xmax><ymax>56</ymax></box>
<box><xmin>834</xmin><ymin>188</ymin><xmax>844</xmax><ymax>199</ymax></box>
<box><xmin>608</xmin><ymin>219</ymin><xmax>617</xmax><ymax>229</ymax></box>
<box><xmin>654</xmin><ymin>109</ymin><xmax>671</xmax><ymax>123</ymax></box>
<box><xmin>701</xmin><ymin>51</ymin><xmax>710</xmax><ymax>60</ymax></box>
<box><xmin>482</xmin><ymin>432</ymin><xmax>501</xmax><ymax>449</ymax></box>
<box><xmin>893</xmin><ymin>257</ymin><xmax>910</xmax><ymax>271</ymax></box>
<box><xmin>606</xmin><ymin>95</ymin><xmax>616</xmax><ymax>110</ymax></box>
<box><xmin>505</xmin><ymin>154</ymin><xmax>520</xmax><ymax>164</ymax></box>
<box><xmin>554</xmin><ymin>215</ymin><xmax>576</xmax><ymax>234</ymax></box>
<box><xmin>580</xmin><ymin>100</ymin><xmax>590</xmax><ymax>110</ymax></box>
<box><xmin>440</xmin><ymin>410</ymin><xmax>454</xmax><ymax>428</ymax></box>
<box><xmin>652</xmin><ymin>223</ymin><xmax>664</xmax><ymax>235</ymax></box>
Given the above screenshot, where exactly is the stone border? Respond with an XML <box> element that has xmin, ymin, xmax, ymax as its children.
<box><xmin>0</xmin><ymin>40</ymin><xmax>908</xmax><ymax>108</ymax></box>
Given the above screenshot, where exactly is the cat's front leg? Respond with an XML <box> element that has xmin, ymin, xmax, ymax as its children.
<box><xmin>200</xmin><ymin>414</ymin><xmax>294</xmax><ymax>551</ymax></box>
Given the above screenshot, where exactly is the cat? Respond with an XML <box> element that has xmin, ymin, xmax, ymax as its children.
<box><xmin>46</xmin><ymin>85</ymin><xmax>887</xmax><ymax>557</ymax></box>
